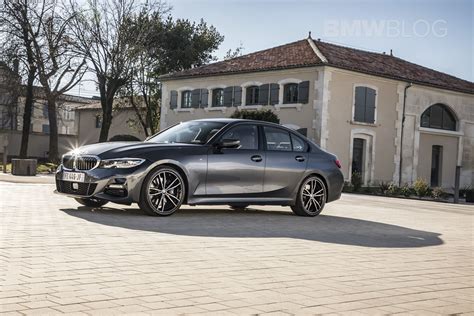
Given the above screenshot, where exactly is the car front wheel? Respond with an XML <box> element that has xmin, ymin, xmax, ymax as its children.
<box><xmin>291</xmin><ymin>176</ymin><xmax>326</xmax><ymax>216</ymax></box>
<box><xmin>139</xmin><ymin>166</ymin><xmax>185</xmax><ymax>216</ymax></box>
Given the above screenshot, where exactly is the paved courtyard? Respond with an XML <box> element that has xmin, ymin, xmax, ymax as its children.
<box><xmin>0</xmin><ymin>181</ymin><xmax>473</xmax><ymax>315</ymax></box>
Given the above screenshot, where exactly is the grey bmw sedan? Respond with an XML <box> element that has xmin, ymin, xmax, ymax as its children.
<box><xmin>55</xmin><ymin>119</ymin><xmax>344</xmax><ymax>216</ymax></box>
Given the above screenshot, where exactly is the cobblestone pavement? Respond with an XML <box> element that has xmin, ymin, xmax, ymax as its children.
<box><xmin>0</xmin><ymin>182</ymin><xmax>473</xmax><ymax>315</ymax></box>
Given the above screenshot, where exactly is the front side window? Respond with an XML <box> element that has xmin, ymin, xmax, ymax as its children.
<box><xmin>220</xmin><ymin>125</ymin><xmax>258</xmax><ymax>150</ymax></box>
<box><xmin>212</xmin><ymin>88</ymin><xmax>224</xmax><ymax>107</ymax></box>
<box><xmin>147</xmin><ymin>121</ymin><xmax>226</xmax><ymax>144</ymax></box>
<box><xmin>181</xmin><ymin>90</ymin><xmax>192</xmax><ymax>108</ymax></box>
<box><xmin>284</xmin><ymin>83</ymin><xmax>298</xmax><ymax>104</ymax></box>
<box><xmin>264</xmin><ymin>126</ymin><xmax>291</xmax><ymax>151</ymax></box>
<box><xmin>246</xmin><ymin>86</ymin><xmax>259</xmax><ymax>105</ymax></box>
<box><xmin>354</xmin><ymin>86</ymin><xmax>376</xmax><ymax>123</ymax></box>
<box><xmin>421</xmin><ymin>104</ymin><xmax>456</xmax><ymax>131</ymax></box>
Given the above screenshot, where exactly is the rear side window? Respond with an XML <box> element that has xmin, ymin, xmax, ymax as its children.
<box><xmin>264</xmin><ymin>127</ymin><xmax>291</xmax><ymax>151</ymax></box>
<box><xmin>291</xmin><ymin>134</ymin><xmax>306</xmax><ymax>152</ymax></box>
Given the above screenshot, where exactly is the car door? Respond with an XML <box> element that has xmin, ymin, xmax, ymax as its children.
<box><xmin>206</xmin><ymin>124</ymin><xmax>265</xmax><ymax>195</ymax></box>
<box><xmin>262</xmin><ymin>126</ymin><xmax>308</xmax><ymax>196</ymax></box>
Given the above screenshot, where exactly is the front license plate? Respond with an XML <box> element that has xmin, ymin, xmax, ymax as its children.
<box><xmin>62</xmin><ymin>171</ymin><xmax>85</xmax><ymax>182</ymax></box>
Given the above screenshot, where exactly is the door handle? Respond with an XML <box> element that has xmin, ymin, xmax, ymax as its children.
<box><xmin>295</xmin><ymin>156</ymin><xmax>305</xmax><ymax>162</ymax></box>
<box><xmin>251</xmin><ymin>155</ymin><xmax>262</xmax><ymax>162</ymax></box>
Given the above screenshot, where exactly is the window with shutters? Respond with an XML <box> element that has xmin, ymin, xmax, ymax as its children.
<box><xmin>246</xmin><ymin>86</ymin><xmax>260</xmax><ymax>105</ymax></box>
<box><xmin>181</xmin><ymin>90</ymin><xmax>192</xmax><ymax>108</ymax></box>
<box><xmin>421</xmin><ymin>104</ymin><xmax>457</xmax><ymax>131</ymax></box>
<box><xmin>212</xmin><ymin>88</ymin><xmax>224</xmax><ymax>107</ymax></box>
<box><xmin>223</xmin><ymin>86</ymin><xmax>242</xmax><ymax>107</ymax></box>
<box><xmin>283</xmin><ymin>83</ymin><xmax>298</xmax><ymax>104</ymax></box>
<box><xmin>353</xmin><ymin>86</ymin><xmax>376</xmax><ymax>124</ymax></box>
<box><xmin>169</xmin><ymin>90</ymin><xmax>178</xmax><ymax>109</ymax></box>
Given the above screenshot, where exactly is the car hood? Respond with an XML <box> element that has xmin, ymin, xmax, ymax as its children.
<box><xmin>66</xmin><ymin>141</ymin><xmax>202</xmax><ymax>157</ymax></box>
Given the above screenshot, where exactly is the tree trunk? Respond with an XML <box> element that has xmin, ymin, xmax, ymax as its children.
<box><xmin>130</xmin><ymin>95</ymin><xmax>149</xmax><ymax>137</ymax></box>
<box><xmin>99</xmin><ymin>96</ymin><xmax>113</xmax><ymax>142</ymax></box>
<box><xmin>19</xmin><ymin>66</ymin><xmax>36</xmax><ymax>158</ymax></box>
<box><xmin>47</xmin><ymin>97</ymin><xmax>59</xmax><ymax>163</ymax></box>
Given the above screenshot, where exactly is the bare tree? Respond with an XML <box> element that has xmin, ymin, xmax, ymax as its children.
<box><xmin>69</xmin><ymin>0</ymin><xmax>163</xmax><ymax>142</ymax></box>
<box><xmin>0</xmin><ymin>0</ymin><xmax>38</xmax><ymax>158</ymax></box>
<box><xmin>28</xmin><ymin>0</ymin><xmax>86</xmax><ymax>162</ymax></box>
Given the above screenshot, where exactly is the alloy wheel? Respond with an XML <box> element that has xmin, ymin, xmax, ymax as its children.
<box><xmin>301</xmin><ymin>177</ymin><xmax>326</xmax><ymax>215</ymax></box>
<box><xmin>147</xmin><ymin>169</ymin><xmax>184</xmax><ymax>215</ymax></box>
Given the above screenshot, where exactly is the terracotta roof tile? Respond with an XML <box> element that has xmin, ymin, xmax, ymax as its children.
<box><xmin>159</xmin><ymin>39</ymin><xmax>321</xmax><ymax>79</ymax></box>
<box><xmin>314</xmin><ymin>40</ymin><xmax>473</xmax><ymax>94</ymax></box>
<box><xmin>160</xmin><ymin>38</ymin><xmax>473</xmax><ymax>95</ymax></box>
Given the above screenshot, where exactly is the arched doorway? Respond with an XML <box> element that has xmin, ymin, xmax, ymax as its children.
<box><xmin>418</xmin><ymin>104</ymin><xmax>459</xmax><ymax>188</ymax></box>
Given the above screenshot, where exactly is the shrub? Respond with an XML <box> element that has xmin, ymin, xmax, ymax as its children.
<box><xmin>431</xmin><ymin>187</ymin><xmax>445</xmax><ymax>200</ymax></box>
<box><xmin>379</xmin><ymin>181</ymin><xmax>390</xmax><ymax>195</ymax></box>
<box><xmin>230</xmin><ymin>109</ymin><xmax>280</xmax><ymax>123</ymax></box>
<box><xmin>387</xmin><ymin>183</ymin><xmax>400</xmax><ymax>196</ymax></box>
<box><xmin>400</xmin><ymin>184</ymin><xmax>412</xmax><ymax>197</ymax></box>
<box><xmin>413</xmin><ymin>178</ymin><xmax>430</xmax><ymax>198</ymax></box>
<box><xmin>351</xmin><ymin>172</ymin><xmax>363</xmax><ymax>192</ymax></box>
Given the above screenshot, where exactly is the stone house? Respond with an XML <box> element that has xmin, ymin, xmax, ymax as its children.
<box><xmin>159</xmin><ymin>37</ymin><xmax>474</xmax><ymax>188</ymax></box>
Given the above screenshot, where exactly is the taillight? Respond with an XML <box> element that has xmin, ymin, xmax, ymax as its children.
<box><xmin>334</xmin><ymin>159</ymin><xmax>341</xmax><ymax>168</ymax></box>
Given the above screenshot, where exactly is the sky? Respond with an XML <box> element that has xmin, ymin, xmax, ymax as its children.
<box><xmin>68</xmin><ymin>0</ymin><xmax>473</xmax><ymax>98</ymax></box>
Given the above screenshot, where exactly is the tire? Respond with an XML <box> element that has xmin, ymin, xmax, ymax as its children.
<box><xmin>75</xmin><ymin>197</ymin><xmax>108</xmax><ymax>208</ymax></box>
<box><xmin>229</xmin><ymin>204</ymin><xmax>249</xmax><ymax>211</ymax></box>
<box><xmin>291</xmin><ymin>175</ymin><xmax>326</xmax><ymax>217</ymax></box>
<box><xmin>139</xmin><ymin>166</ymin><xmax>186</xmax><ymax>216</ymax></box>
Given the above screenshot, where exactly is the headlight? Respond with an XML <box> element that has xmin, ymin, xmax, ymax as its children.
<box><xmin>99</xmin><ymin>158</ymin><xmax>145</xmax><ymax>169</ymax></box>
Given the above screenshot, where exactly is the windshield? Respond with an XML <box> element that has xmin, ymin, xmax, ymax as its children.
<box><xmin>146</xmin><ymin>121</ymin><xmax>227</xmax><ymax>144</ymax></box>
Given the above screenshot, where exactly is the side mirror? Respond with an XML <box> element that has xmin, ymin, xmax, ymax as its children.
<box><xmin>216</xmin><ymin>139</ymin><xmax>240</xmax><ymax>149</ymax></box>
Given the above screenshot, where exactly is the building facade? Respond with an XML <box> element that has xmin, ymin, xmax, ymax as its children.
<box><xmin>159</xmin><ymin>38</ymin><xmax>474</xmax><ymax>188</ymax></box>
<box><xmin>0</xmin><ymin>60</ymin><xmax>149</xmax><ymax>158</ymax></box>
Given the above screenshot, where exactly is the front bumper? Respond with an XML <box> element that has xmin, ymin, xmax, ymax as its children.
<box><xmin>55</xmin><ymin>163</ymin><xmax>149</xmax><ymax>204</ymax></box>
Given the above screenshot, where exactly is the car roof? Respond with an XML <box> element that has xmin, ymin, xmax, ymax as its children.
<box><xmin>192</xmin><ymin>118</ymin><xmax>282</xmax><ymax>127</ymax></box>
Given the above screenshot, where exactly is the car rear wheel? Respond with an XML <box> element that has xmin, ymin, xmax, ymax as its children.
<box><xmin>74</xmin><ymin>197</ymin><xmax>108</xmax><ymax>208</ymax></box>
<box><xmin>291</xmin><ymin>176</ymin><xmax>326</xmax><ymax>216</ymax></box>
<box><xmin>139</xmin><ymin>166</ymin><xmax>185</xmax><ymax>216</ymax></box>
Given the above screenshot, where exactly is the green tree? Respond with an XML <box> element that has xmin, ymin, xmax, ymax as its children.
<box><xmin>123</xmin><ymin>12</ymin><xmax>224</xmax><ymax>136</ymax></box>
<box><xmin>230</xmin><ymin>109</ymin><xmax>280</xmax><ymax>124</ymax></box>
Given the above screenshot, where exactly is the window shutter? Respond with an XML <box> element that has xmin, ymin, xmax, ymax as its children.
<box><xmin>191</xmin><ymin>89</ymin><xmax>201</xmax><ymax>108</ymax></box>
<box><xmin>170</xmin><ymin>90</ymin><xmax>178</xmax><ymax>109</ymax></box>
<box><xmin>200</xmin><ymin>89</ymin><xmax>208</xmax><ymax>108</ymax></box>
<box><xmin>354</xmin><ymin>86</ymin><xmax>366</xmax><ymax>122</ymax></box>
<box><xmin>365</xmin><ymin>88</ymin><xmax>376</xmax><ymax>123</ymax></box>
<box><xmin>233</xmin><ymin>86</ymin><xmax>242</xmax><ymax>106</ymax></box>
<box><xmin>223</xmin><ymin>87</ymin><xmax>233</xmax><ymax>107</ymax></box>
<box><xmin>270</xmin><ymin>83</ymin><xmax>279</xmax><ymax>105</ymax></box>
<box><xmin>245</xmin><ymin>87</ymin><xmax>252</xmax><ymax>105</ymax></box>
<box><xmin>259</xmin><ymin>84</ymin><xmax>270</xmax><ymax>105</ymax></box>
<box><xmin>297</xmin><ymin>81</ymin><xmax>309</xmax><ymax>104</ymax></box>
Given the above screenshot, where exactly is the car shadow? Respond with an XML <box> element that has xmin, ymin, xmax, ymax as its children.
<box><xmin>60</xmin><ymin>206</ymin><xmax>443</xmax><ymax>248</ymax></box>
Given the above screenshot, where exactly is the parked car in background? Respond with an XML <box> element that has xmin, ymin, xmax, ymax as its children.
<box><xmin>55</xmin><ymin>119</ymin><xmax>344</xmax><ymax>216</ymax></box>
